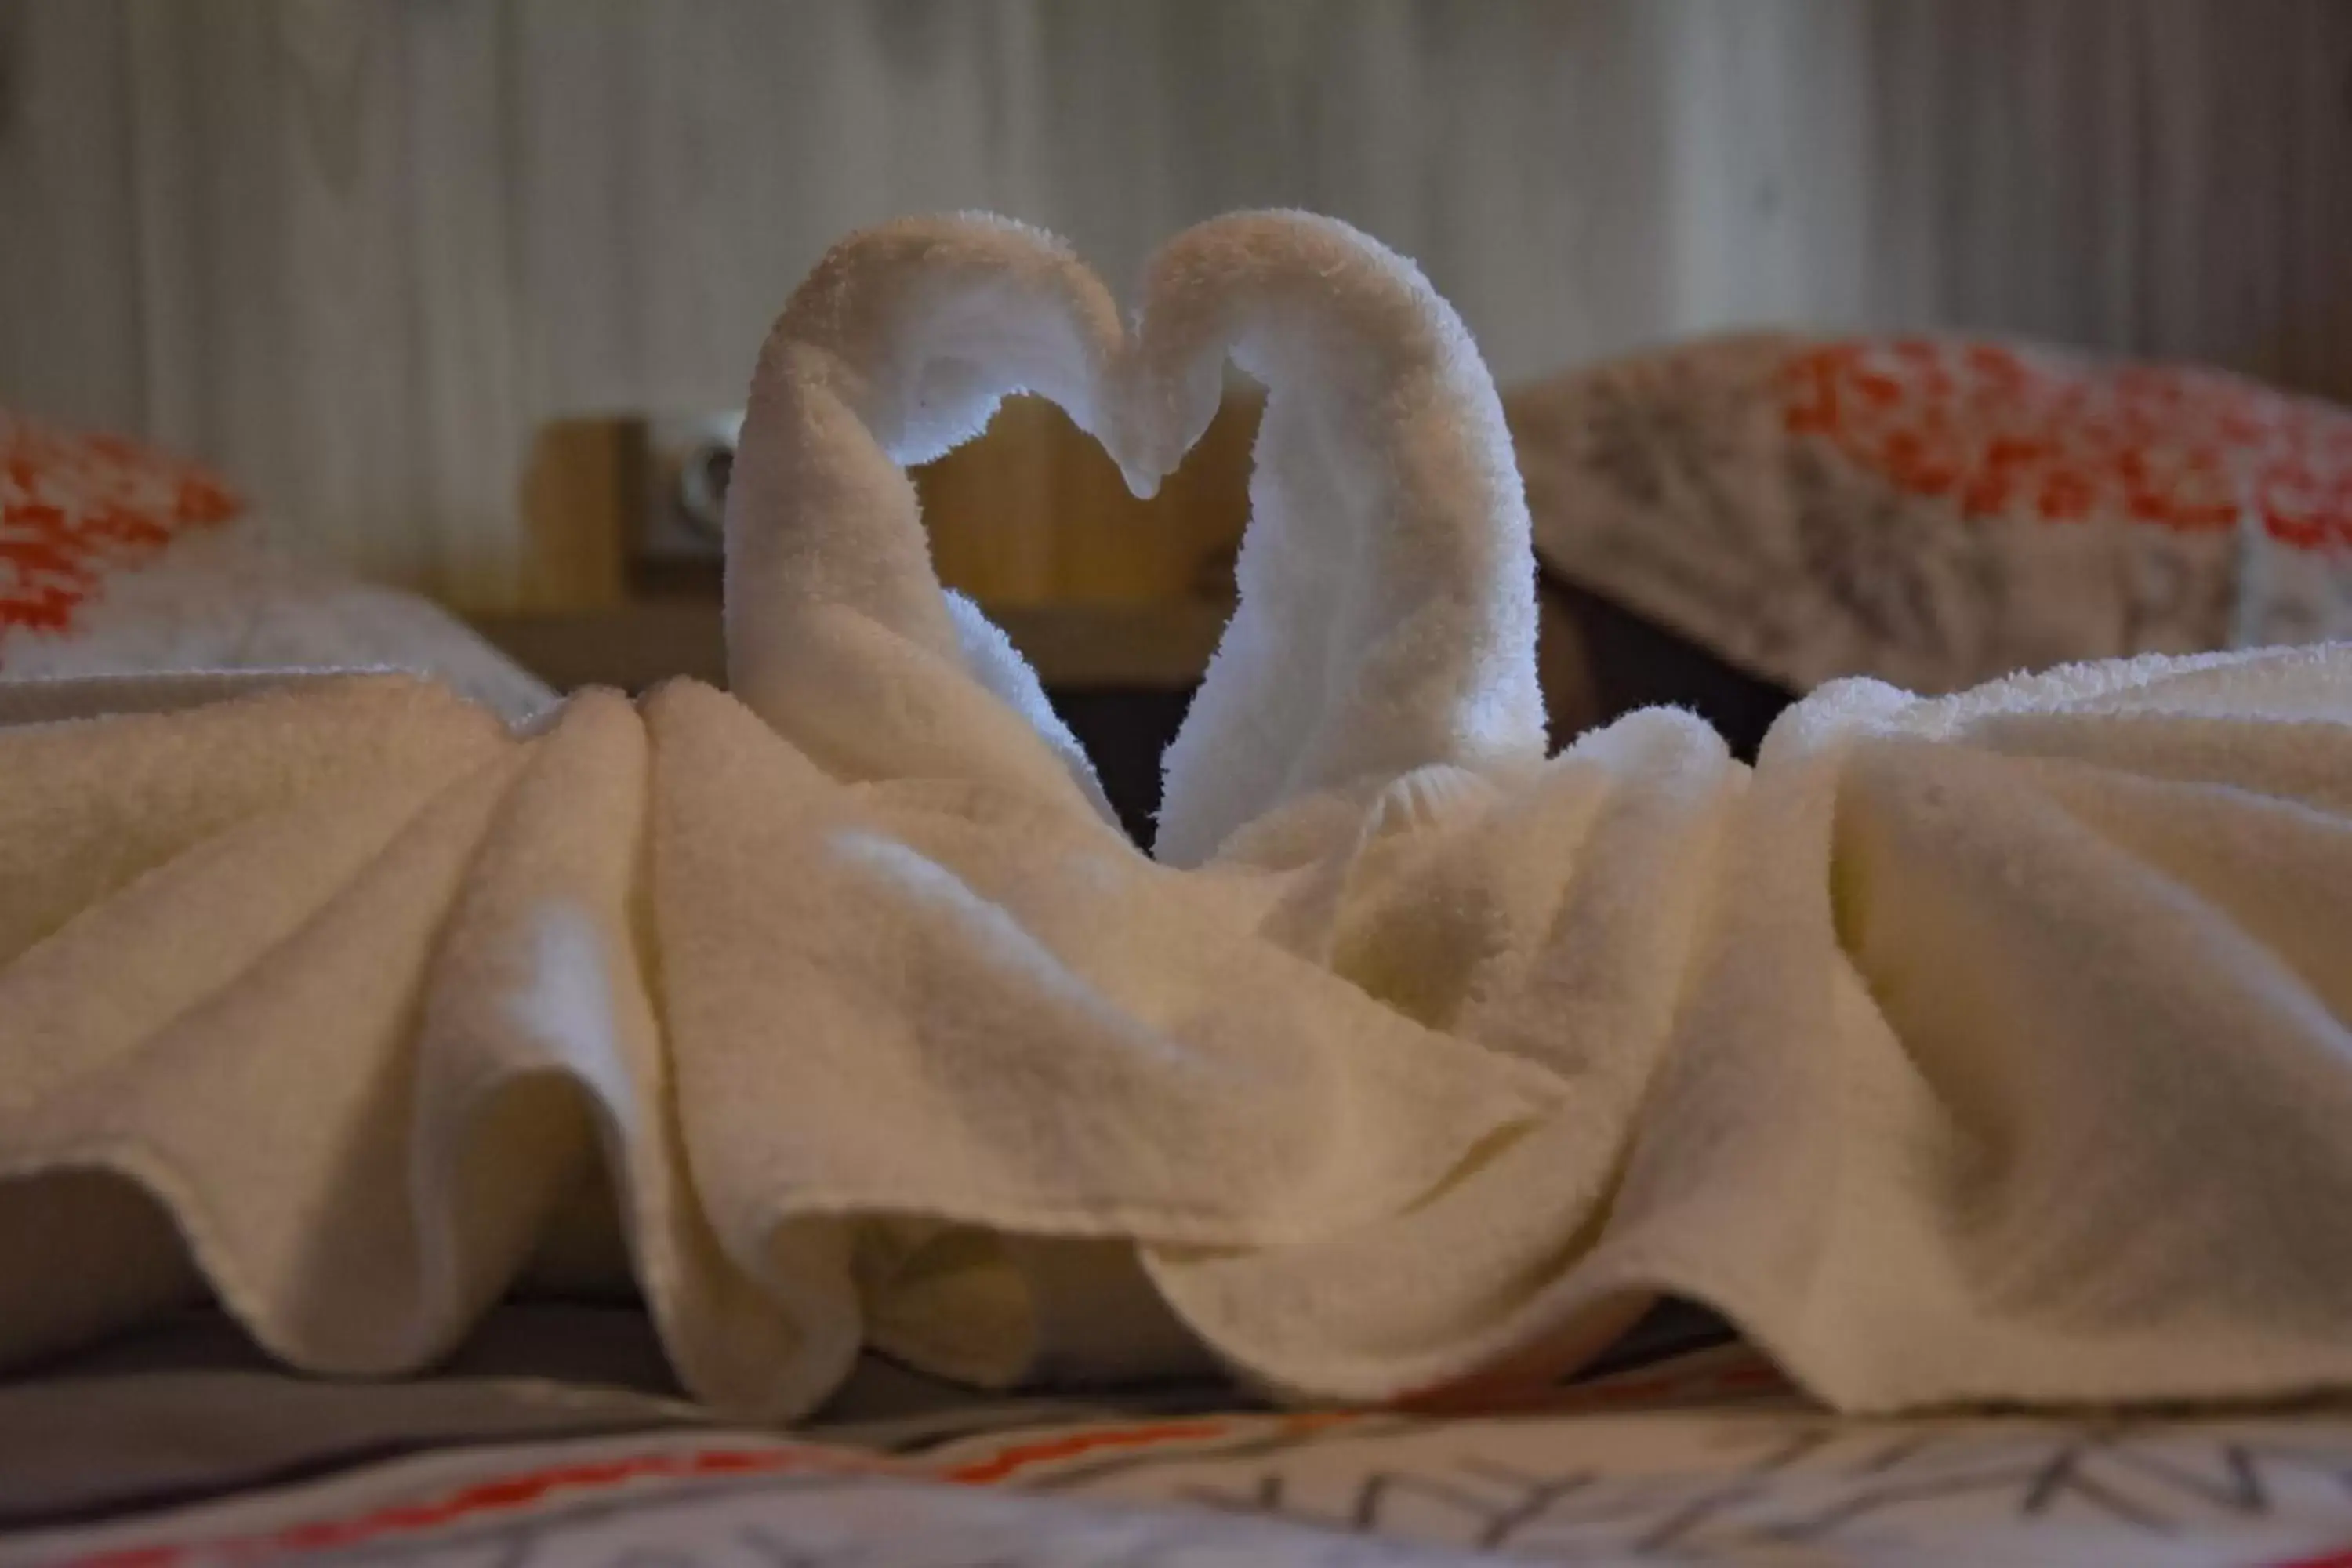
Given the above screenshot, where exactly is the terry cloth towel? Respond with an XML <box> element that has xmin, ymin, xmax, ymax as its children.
<box><xmin>2</xmin><ymin>213</ymin><xmax>2350</xmax><ymax>1424</ymax></box>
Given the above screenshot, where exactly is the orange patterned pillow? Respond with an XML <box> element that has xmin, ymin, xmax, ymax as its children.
<box><xmin>1511</xmin><ymin>334</ymin><xmax>2352</xmax><ymax>695</ymax></box>
<box><xmin>0</xmin><ymin>407</ymin><xmax>550</xmax><ymax>720</ymax></box>
<box><xmin>1</xmin><ymin>410</ymin><xmax>243</xmax><ymax>643</ymax></box>
<box><xmin>1783</xmin><ymin>339</ymin><xmax>2352</xmax><ymax>546</ymax></box>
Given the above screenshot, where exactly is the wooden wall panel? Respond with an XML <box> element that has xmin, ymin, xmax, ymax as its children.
<box><xmin>0</xmin><ymin>0</ymin><xmax>2346</xmax><ymax>610</ymax></box>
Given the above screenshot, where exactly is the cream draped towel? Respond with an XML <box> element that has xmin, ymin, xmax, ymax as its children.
<box><xmin>3</xmin><ymin>212</ymin><xmax>2350</xmax><ymax>1421</ymax></box>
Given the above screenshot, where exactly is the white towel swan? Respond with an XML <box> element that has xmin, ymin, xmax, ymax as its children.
<box><xmin>1122</xmin><ymin>212</ymin><xmax>1547</xmax><ymax>866</ymax></box>
<box><xmin>719</xmin><ymin>209</ymin><xmax>1546</xmax><ymax>866</ymax></box>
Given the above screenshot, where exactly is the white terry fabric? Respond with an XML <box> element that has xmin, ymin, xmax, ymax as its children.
<box><xmin>2</xmin><ymin>213</ymin><xmax>2350</xmax><ymax>1423</ymax></box>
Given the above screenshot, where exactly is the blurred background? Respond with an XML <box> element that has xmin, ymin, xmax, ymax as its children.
<box><xmin>8</xmin><ymin>0</ymin><xmax>2350</xmax><ymax>599</ymax></box>
<box><xmin>3</xmin><ymin>2</ymin><xmax>2350</xmax><ymax>829</ymax></box>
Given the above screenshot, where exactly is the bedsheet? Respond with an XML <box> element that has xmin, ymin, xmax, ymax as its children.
<box><xmin>12</xmin><ymin>1326</ymin><xmax>2352</xmax><ymax>1567</ymax></box>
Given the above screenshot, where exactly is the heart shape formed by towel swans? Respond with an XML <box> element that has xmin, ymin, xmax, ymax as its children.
<box><xmin>721</xmin><ymin>210</ymin><xmax>1547</xmax><ymax>869</ymax></box>
<box><xmin>4</xmin><ymin>212</ymin><xmax>2352</xmax><ymax>1425</ymax></box>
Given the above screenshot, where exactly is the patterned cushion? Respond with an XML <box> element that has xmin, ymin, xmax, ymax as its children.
<box><xmin>1509</xmin><ymin>334</ymin><xmax>2352</xmax><ymax>695</ymax></box>
<box><xmin>0</xmin><ymin>408</ymin><xmax>551</xmax><ymax>721</ymax></box>
<box><xmin>1</xmin><ymin>409</ymin><xmax>241</xmax><ymax>638</ymax></box>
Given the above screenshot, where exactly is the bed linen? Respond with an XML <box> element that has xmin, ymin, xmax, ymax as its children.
<box><xmin>14</xmin><ymin>1338</ymin><xmax>2352</xmax><ymax>1568</ymax></box>
<box><xmin>1509</xmin><ymin>333</ymin><xmax>2352</xmax><ymax>698</ymax></box>
<box><xmin>0</xmin><ymin>408</ymin><xmax>552</xmax><ymax>723</ymax></box>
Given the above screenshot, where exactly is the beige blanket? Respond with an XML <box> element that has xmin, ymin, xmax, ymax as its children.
<box><xmin>3</xmin><ymin>213</ymin><xmax>2350</xmax><ymax>1422</ymax></box>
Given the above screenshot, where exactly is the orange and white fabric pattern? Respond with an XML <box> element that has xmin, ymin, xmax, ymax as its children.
<box><xmin>0</xmin><ymin>409</ymin><xmax>241</xmax><ymax>645</ymax></box>
<box><xmin>24</xmin><ymin>1373</ymin><xmax>2352</xmax><ymax>1568</ymax></box>
<box><xmin>1512</xmin><ymin>333</ymin><xmax>2352</xmax><ymax>696</ymax></box>
<box><xmin>0</xmin><ymin>408</ymin><xmax>550</xmax><ymax>720</ymax></box>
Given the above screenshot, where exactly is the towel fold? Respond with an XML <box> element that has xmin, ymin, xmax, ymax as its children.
<box><xmin>2</xmin><ymin>213</ymin><xmax>2350</xmax><ymax>1421</ymax></box>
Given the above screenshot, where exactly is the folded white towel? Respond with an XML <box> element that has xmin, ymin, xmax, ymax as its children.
<box><xmin>2</xmin><ymin>214</ymin><xmax>2350</xmax><ymax>1423</ymax></box>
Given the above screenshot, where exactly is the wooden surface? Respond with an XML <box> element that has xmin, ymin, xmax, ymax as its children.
<box><xmin>916</xmin><ymin>390</ymin><xmax>1257</xmax><ymax>606</ymax></box>
<box><xmin>3</xmin><ymin>0</ymin><xmax>2349</xmax><ymax>612</ymax></box>
<box><xmin>468</xmin><ymin>599</ymin><xmax>1236</xmax><ymax>695</ymax></box>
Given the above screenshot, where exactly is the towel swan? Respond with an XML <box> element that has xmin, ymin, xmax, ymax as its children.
<box><xmin>722</xmin><ymin>210</ymin><xmax>1545</xmax><ymax>866</ymax></box>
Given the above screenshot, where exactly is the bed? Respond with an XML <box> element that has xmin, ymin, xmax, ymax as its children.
<box><xmin>6</xmin><ymin>333</ymin><xmax>2352</xmax><ymax>1568</ymax></box>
